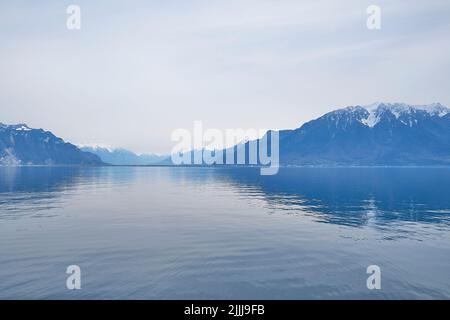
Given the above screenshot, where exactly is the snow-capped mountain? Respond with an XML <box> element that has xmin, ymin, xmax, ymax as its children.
<box><xmin>279</xmin><ymin>102</ymin><xmax>450</xmax><ymax>165</ymax></box>
<box><xmin>80</xmin><ymin>145</ymin><xmax>168</xmax><ymax>165</ymax></box>
<box><xmin>355</xmin><ymin>102</ymin><xmax>448</xmax><ymax>128</ymax></box>
<box><xmin>0</xmin><ymin>123</ymin><xmax>104</xmax><ymax>166</ymax></box>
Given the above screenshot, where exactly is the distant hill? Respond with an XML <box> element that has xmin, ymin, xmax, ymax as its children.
<box><xmin>80</xmin><ymin>145</ymin><xmax>169</xmax><ymax>165</ymax></box>
<box><xmin>0</xmin><ymin>123</ymin><xmax>104</xmax><ymax>166</ymax></box>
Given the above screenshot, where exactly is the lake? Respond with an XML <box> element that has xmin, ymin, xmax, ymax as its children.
<box><xmin>0</xmin><ymin>166</ymin><xmax>450</xmax><ymax>299</ymax></box>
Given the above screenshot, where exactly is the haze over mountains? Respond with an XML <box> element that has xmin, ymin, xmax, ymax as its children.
<box><xmin>2</xmin><ymin>102</ymin><xmax>450</xmax><ymax>166</ymax></box>
<box><xmin>79</xmin><ymin>146</ymin><xmax>168</xmax><ymax>165</ymax></box>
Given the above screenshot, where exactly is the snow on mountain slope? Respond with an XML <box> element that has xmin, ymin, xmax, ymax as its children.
<box><xmin>0</xmin><ymin>123</ymin><xmax>104</xmax><ymax>166</ymax></box>
<box><xmin>357</xmin><ymin>102</ymin><xmax>449</xmax><ymax>128</ymax></box>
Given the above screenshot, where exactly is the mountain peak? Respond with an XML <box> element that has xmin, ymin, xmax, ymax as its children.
<box><xmin>77</xmin><ymin>143</ymin><xmax>115</xmax><ymax>152</ymax></box>
<box><xmin>0</xmin><ymin>123</ymin><xmax>33</xmax><ymax>131</ymax></box>
<box><xmin>362</xmin><ymin>102</ymin><xmax>449</xmax><ymax>114</ymax></box>
<box><xmin>11</xmin><ymin>124</ymin><xmax>32</xmax><ymax>131</ymax></box>
<box><xmin>348</xmin><ymin>102</ymin><xmax>450</xmax><ymax>128</ymax></box>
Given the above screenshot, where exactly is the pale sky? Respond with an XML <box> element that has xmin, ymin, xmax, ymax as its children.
<box><xmin>1</xmin><ymin>0</ymin><xmax>449</xmax><ymax>154</ymax></box>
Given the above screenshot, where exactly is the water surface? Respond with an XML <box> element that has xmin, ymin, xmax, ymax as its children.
<box><xmin>1</xmin><ymin>166</ymin><xmax>450</xmax><ymax>299</ymax></box>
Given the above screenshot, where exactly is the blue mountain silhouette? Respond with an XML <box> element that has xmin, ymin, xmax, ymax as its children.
<box><xmin>0</xmin><ymin>123</ymin><xmax>103</xmax><ymax>165</ymax></box>
<box><xmin>278</xmin><ymin>102</ymin><xmax>450</xmax><ymax>165</ymax></box>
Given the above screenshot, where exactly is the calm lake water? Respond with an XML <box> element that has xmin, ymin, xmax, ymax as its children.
<box><xmin>1</xmin><ymin>166</ymin><xmax>450</xmax><ymax>299</ymax></box>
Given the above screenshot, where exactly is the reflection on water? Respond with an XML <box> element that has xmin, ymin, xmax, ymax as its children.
<box><xmin>0</xmin><ymin>166</ymin><xmax>450</xmax><ymax>299</ymax></box>
<box><xmin>212</xmin><ymin>167</ymin><xmax>450</xmax><ymax>228</ymax></box>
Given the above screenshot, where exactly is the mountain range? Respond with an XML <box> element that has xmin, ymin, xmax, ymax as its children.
<box><xmin>2</xmin><ymin>102</ymin><xmax>449</xmax><ymax>166</ymax></box>
<box><xmin>0</xmin><ymin>123</ymin><xmax>103</xmax><ymax>165</ymax></box>
<box><xmin>79</xmin><ymin>146</ymin><xmax>168</xmax><ymax>165</ymax></box>
<box><xmin>278</xmin><ymin>102</ymin><xmax>450</xmax><ymax>165</ymax></box>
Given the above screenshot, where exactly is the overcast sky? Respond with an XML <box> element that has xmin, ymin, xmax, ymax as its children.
<box><xmin>1</xmin><ymin>0</ymin><xmax>449</xmax><ymax>154</ymax></box>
